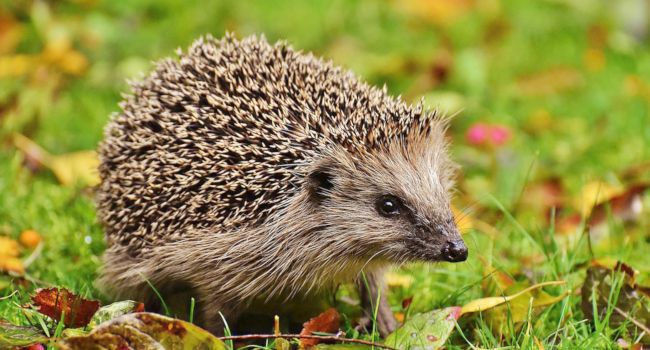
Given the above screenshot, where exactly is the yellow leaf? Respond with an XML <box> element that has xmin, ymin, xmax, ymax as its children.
<box><xmin>584</xmin><ymin>48</ymin><xmax>605</xmax><ymax>72</ymax></box>
<box><xmin>575</xmin><ymin>181</ymin><xmax>622</xmax><ymax>216</ymax></box>
<box><xmin>0</xmin><ymin>54</ymin><xmax>37</xmax><ymax>78</ymax></box>
<box><xmin>56</xmin><ymin>49</ymin><xmax>88</xmax><ymax>75</ymax></box>
<box><xmin>0</xmin><ymin>257</ymin><xmax>24</xmax><ymax>275</ymax></box>
<box><xmin>452</xmin><ymin>205</ymin><xmax>473</xmax><ymax>234</ymax></box>
<box><xmin>0</xmin><ymin>236</ymin><xmax>20</xmax><ymax>257</ymax></box>
<box><xmin>13</xmin><ymin>134</ymin><xmax>100</xmax><ymax>187</ymax></box>
<box><xmin>460</xmin><ymin>280</ymin><xmax>566</xmax><ymax>315</ymax></box>
<box><xmin>0</xmin><ymin>236</ymin><xmax>23</xmax><ymax>275</ymax></box>
<box><xmin>399</xmin><ymin>0</ymin><xmax>475</xmax><ymax>26</ymax></box>
<box><xmin>385</xmin><ymin>271</ymin><xmax>414</xmax><ymax>288</ymax></box>
<box><xmin>49</xmin><ymin>150</ymin><xmax>100</xmax><ymax>187</ymax></box>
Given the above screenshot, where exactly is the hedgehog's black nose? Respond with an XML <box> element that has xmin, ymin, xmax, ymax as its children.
<box><xmin>442</xmin><ymin>240</ymin><xmax>468</xmax><ymax>262</ymax></box>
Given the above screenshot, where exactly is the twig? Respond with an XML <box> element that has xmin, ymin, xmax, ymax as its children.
<box><xmin>0</xmin><ymin>290</ymin><xmax>18</xmax><ymax>301</ymax></box>
<box><xmin>614</xmin><ymin>306</ymin><xmax>650</xmax><ymax>335</ymax></box>
<box><xmin>218</xmin><ymin>333</ymin><xmax>397</xmax><ymax>350</ymax></box>
<box><xmin>23</xmin><ymin>241</ymin><xmax>44</xmax><ymax>268</ymax></box>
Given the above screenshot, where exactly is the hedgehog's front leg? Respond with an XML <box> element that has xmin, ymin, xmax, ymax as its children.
<box><xmin>356</xmin><ymin>269</ymin><xmax>398</xmax><ymax>337</ymax></box>
<box><xmin>195</xmin><ymin>287</ymin><xmax>241</xmax><ymax>336</ymax></box>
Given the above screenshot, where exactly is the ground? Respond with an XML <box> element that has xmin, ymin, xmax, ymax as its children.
<box><xmin>0</xmin><ymin>0</ymin><xmax>649</xmax><ymax>349</ymax></box>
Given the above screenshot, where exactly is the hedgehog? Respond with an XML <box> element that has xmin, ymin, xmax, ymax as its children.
<box><xmin>97</xmin><ymin>34</ymin><xmax>468</xmax><ymax>336</ymax></box>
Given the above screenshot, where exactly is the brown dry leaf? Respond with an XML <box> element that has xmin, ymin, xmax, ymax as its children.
<box><xmin>58</xmin><ymin>312</ymin><xmax>226</xmax><ymax>350</ymax></box>
<box><xmin>516</xmin><ymin>66</ymin><xmax>583</xmax><ymax>96</ymax></box>
<box><xmin>32</xmin><ymin>288</ymin><xmax>101</xmax><ymax>328</ymax></box>
<box><xmin>581</xmin><ymin>260</ymin><xmax>650</xmax><ymax>342</ymax></box>
<box><xmin>299</xmin><ymin>308</ymin><xmax>340</xmax><ymax>348</ymax></box>
<box><xmin>554</xmin><ymin>213</ymin><xmax>582</xmax><ymax>235</ymax></box>
<box><xmin>521</xmin><ymin>178</ymin><xmax>565</xmax><ymax>216</ymax></box>
<box><xmin>587</xmin><ymin>183</ymin><xmax>648</xmax><ymax>229</ymax></box>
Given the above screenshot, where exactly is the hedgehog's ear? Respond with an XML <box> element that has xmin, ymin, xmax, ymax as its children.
<box><xmin>306</xmin><ymin>167</ymin><xmax>334</xmax><ymax>203</ymax></box>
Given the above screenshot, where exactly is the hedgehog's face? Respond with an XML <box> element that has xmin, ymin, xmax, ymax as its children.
<box><xmin>305</xmin><ymin>140</ymin><xmax>467</xmax><ymax>265</ymax></box>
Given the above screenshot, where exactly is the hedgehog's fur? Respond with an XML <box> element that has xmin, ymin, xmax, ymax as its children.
<box><xmin>97</xmin><ymin>34</ymin><xmax>466</xmax><ymax>336</ymax></box>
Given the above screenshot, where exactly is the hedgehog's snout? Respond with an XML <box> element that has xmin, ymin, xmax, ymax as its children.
<box><xmin>441</xmin><ymin>239</ymin><xmax>468</xmax><ymax>262</ymax></box>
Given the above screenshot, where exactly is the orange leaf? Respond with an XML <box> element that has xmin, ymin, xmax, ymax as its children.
<box><xmin>299</xmin><ymin>308</ymin><xmax>340</xmax><ymax>348</ymax></box>
<box><xmin>32</xmin><ymin>288</ymin><xmax>101</xmax><ymax>328</ymax></box>
<box><xmin>19</xmin><ymin>230</ymin><xmax>42</xmax><ymax>249</ymax></box>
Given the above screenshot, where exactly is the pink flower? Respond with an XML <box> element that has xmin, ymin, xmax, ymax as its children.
<box><xmin>489</xmin><ymin>125</ymin><xmax>512</xmax><ymax>146</ymax></box>
<box><xmin>466</xmin><ymin>122</ymin><xmax>512</xmax><ymax>147</ymax></box>
<box><xmin>466</xmin><ymin>123</ymin><xmax>490</xmax><ymax>145</ymax></box>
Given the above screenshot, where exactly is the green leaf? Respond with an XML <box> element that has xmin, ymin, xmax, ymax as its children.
<box><xmin>384</xmin><ymin>307</ymin><xmax>461</xmax><ymax>350</ymax></box>
<box><xmin>0</xmin><ymin>320</ymin><xmax>48</xmax><ymax>348</ymax></box>
<box><xmin>88</xmin><ymin>300</ymin><xmax>144</xmax><ymax>329</ymax></box>
<box><xmin>57</xmin><ymin>312</ymin><xmax>227</xmax><ymax>350</ymax></box>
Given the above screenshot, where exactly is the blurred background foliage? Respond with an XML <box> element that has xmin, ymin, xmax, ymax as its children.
<box><xmin>1</xmin><ymin>0</ymin><xmax>648</xmax><ymax>199</ymax></box>
<box><xmin>0</xmin><ymin>0</ymin><xmax>649</xmax><ymax>345</ymax></box>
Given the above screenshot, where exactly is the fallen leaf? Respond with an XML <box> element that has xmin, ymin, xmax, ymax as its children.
<box><xmin>0</xmin><ymin>55</ymin><xmax>37</xmax><ymax>78</ymax></box>
<box><xmin>461</xmin><ymin>280</ymin><xmax>566</xmax><ymax>315</ymax></box>
<box><xmin>0</xmin><ymin>236</ymin><xmax>20</xmax><ymax>257</ymax></box>
<box><xmin>19</xmin><ymin>230</ymin><xmax>42</xmax><ymax>249</ymax></box>
<box><xmin>581</xmin><ymin>260</ymin><xmax>650</xmax><ymax>342</ymax></box>
<box><xmin>13</xmin><ymin>134</ymin><xmax>100</xmax><ymax>187</ymax></box>
<box><xmin>57</xmin><ymin>312</ymin><xmax>226</xmax><ymax>350</ymax></box>
<box><xmin>0</xmin><ymin>12</ymin><xmax>23</xmax><ymax>54</ymax></box>
<box><xmin>516</xmin><ymin>66</ymin><xmax>583</xmax><ymax>96</ymax></box>
<box><xmin>399</xmin><ymin>0</ymin><xmax>474</xmax><ymax>26</ymax></box>
<box><xmin>0</xmin><ymin>257</ymin><xmax>24</xmax><ymax>275</ymax></box>
<box><xmin>384</xmin><ymin>307</ymin><xmax>461</xmax><ymax>350</ymax></box>
<box><xmin>300</xmin><ymin>308</ymin><xmax>341</xmax><ymax>348</ymax></box>
<box><xmin>385</xmin><ymin>271</ymin><xmax>415</xmax><ymax>289</ymax></box>
<box><xmin>521</xmin><ymin>178</ymin><xmax>565</xmax><ymax>214</ymax></box>
<box><xmin>87</xmin><ymin>300</ymin><xmax>145</xmax><ymax>329</ymax></box>
<box><xmin>0</xmin><ymin>321</ymin><xmax>48</xmax><ymax>348</ymax></box>
<box><xmin>584</xmin><ymin>48</ymin><xmax>605</xmax><ymax>72</ymax></box>
<box><xmin>482</xmin><ymin>281</ymin><xmax>569</xmax><ymax>335</ymax></box>
<box><xmin>48</xmin><ymin>150</ymin><xmax>100</xmax><ymax>187</ymax></box>
<box><xmin>575</xmin><ymin>181</ymin><xmax>623</xmax><ymax>217</ymax></box>
<box><xmin>0</xmin><ymin>236</ymin><xmax>23</xmax><ymax>274</ymax></box>
<box><xmin>452</xmin><ymin>205</ymin><xmax>473</xmax><ymax>234</ymax></box>
<box><xmin>32</xmin><ymin>288</ymin><xmax>101</xmax><ymax>328</ymax></box>
<box><xmin>586</xmin><ymin>184</ymin><xmax>647</xmax><ymax>230</ymax></box>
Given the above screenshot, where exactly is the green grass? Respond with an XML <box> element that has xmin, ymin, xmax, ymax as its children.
<box><xmin>1</xmin><ymin>0</ymin><xmax>649</xmax><ymax>348</ymax></box>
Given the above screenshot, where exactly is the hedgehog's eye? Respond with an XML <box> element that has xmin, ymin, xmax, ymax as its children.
<box><xmin>376</xmin><ymin>195</ymin><xmax>402</xmax><ymax>217</ymax></box>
